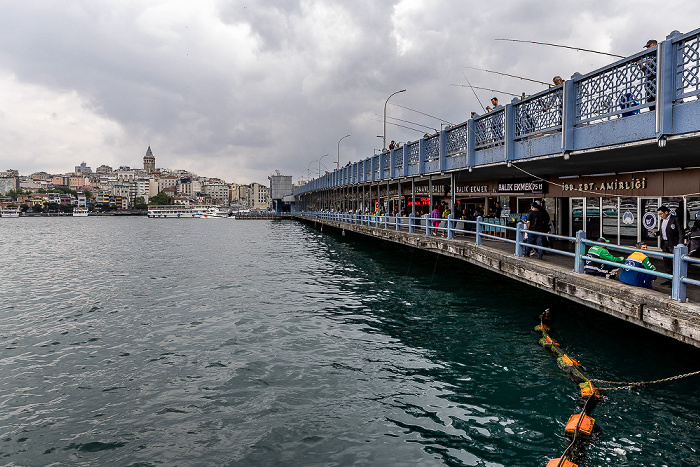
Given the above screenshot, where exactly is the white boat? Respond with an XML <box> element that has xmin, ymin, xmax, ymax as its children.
<box><xmin>147</xmin><ymin>205</ymin><xmax>200</xmax><ymax>218</ymax></box>
<box><xmin>199</xmin><ymin>206</ymin><xmax>231</xmax><ymax>218</ymax></box>
<box><xmin>0</xmin><ymin>206</ymin><xmax>20</xmax><ymax>218</ymax></box>
<box><xmin>73</xmin><ymin>208</ymin><xmax>89</xmax><ymax>217</ymax></box>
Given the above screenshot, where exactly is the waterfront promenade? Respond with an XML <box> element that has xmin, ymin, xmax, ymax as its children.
<box><xmin>296</xmin><ymin>213</ymin><xmax>700</xmax><ymax>349</ymax></box>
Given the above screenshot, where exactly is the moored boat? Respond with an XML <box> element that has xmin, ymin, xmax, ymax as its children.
<box><xmin>147</xmin><ymin>205</ymin><xmax>200</xmax><ymax>218</ymax></box>
<box><xmin>199</xmin><ymin>206</ymin><xmax>232</xmax><ymax>218</ymax></box>
<box><xmin>0</xmin><ymin>206</ymin><xmax>20</xmax><ymax>218</ymax></box>
<box><xmin>73</xmin><ymin>208</ymin><xmax>89</xmax><ymax>217</ymax></box>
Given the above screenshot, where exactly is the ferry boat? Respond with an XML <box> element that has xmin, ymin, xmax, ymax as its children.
<box><xmin>0</xmin><ymin>206</ymin><xmax>20</xmax><ymax>218</ymax></box>
<box><xmin>72</xmin><ymin>208</ymin><xmax>89</xmax><ymax>217</ymax></box>
<box><xmin>147</xmin><ymin>205</ymin><xmax>201</xmax><ymax>218</ymax></box>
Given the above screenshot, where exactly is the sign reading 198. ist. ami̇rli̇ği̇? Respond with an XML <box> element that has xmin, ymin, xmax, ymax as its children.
<box><xmin>561</xmin><ymin>177</ymin><xmax>647</xmax><ymax>192</ymax></box>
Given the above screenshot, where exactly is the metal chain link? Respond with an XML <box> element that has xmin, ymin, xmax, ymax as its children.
<box><xmin>591</xmin><ymin>368</ymin><xmax>700</xmax><ymax>389</ymax></box>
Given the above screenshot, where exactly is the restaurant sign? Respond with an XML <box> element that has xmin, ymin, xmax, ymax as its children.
<box><xmin>497</xmin><ymin>180</ymin><xmax>546</xmax><ymax>194</ymax></box>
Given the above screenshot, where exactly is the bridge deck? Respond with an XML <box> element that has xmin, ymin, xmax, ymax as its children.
<box><xmin>296</xmin><ymin>215</ymin><xmax>700</xmax><ymax>349</ymax></box>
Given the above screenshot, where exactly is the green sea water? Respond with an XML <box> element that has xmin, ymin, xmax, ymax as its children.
<box><xmin>0</xmin><ymin>217</ymin><xmax>698</xmax><ymax>466</ymax></box>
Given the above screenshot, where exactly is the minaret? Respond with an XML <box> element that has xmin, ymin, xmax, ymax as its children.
<box><xmin>143</xmin><ymin>146</ymin><xmax>156</xmax><ymax>172</ymax></box>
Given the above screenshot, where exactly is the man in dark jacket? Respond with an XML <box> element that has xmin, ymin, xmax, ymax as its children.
<box><xmin>525</xmin><ymin>202</ymin><xmax>549</xmax><ymax>259</ymax></box>
<box><xmin>651</xmin><ymin>205</ymin><xmax>684</xmax><ymax>285</ymax></box>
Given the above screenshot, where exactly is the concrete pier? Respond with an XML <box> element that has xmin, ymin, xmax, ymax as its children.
<box><xmin>296</xmin><ymin>215</ymin><xmax>700</xmax><ymax>349</ymax></box>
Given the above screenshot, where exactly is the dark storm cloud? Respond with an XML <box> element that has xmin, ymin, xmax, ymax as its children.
<box><xmin>0</xmin><ymin>0</ymin><xmax>696</xmax><ymax>182</ymax></box>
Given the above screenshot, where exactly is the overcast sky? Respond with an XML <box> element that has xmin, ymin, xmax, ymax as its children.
<box><xmin>0</xmin><ymin>1</ymin><xmax>696</xmax><ymax>184</ymax></box>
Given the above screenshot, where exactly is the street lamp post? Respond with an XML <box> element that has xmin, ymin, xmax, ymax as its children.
<box><xmin>318</xmin><ymin>154</ymin><xmax>328</xmax><ymax>177</ymax></box>
<box><xmin>337</xmin><ymin>135</ymin><xmax>351</xmax><ymax>170</ymax></box>
<box><xmin>383</xmin><ymin>89</ymin><xmax>406</xmax><ymax>150</ymax></box>
<box><xmin>307</xmin><ymin>160</ymin><xmax>317</xmax><ymax>180</ymax></box>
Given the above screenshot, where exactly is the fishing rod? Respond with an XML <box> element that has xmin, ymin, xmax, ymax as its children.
<box><xmin>495</xmin><ymin>38</ymin><xmax>625</xmax><ymax>59</ymax></box>
<box><xmin>461</xmin><ymin>72</ymin><xmax>486</xmax><ymax>112</ymax></box>
<box><xmin>465</xmin><ymin>66</ymin><xmax>551</xmax><ymax>87</ymax></box>
<box><xmin>450</xmin><ymin>84</ymin><xmax>522</xmax><ymax>98</ymax></box>
<box><xmin>387</xmin><ymin>103</ymin><xmax>454</xmax><ymax>125</ymax></box>
<box><xmin>373</xmin><ymin>118</ymin><xmax>427</xmax><ymax>134</ymax></box>
<box><xmin>376</xmin><ymin>114</ymin><xmax>438</xmax><ymax>133</ymax></box>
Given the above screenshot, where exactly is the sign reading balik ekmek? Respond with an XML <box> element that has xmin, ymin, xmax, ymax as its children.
<box><xmin>497</xmin><ymin>180</ymin><xmax>546</xmax><ymax>194</ymax></box>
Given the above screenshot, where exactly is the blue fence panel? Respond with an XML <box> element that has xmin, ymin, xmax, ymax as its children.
<box><xmin>474</xmin><ymin>109</ymin><xmax>505</xmax><ymax>148</ymax></box>
<box><xmin>674</xmin><ymin>28</ymin><xmax>700</xmax><ymax>101</ymax></box>
<box><xmin>514</xmin><ymin>87</ymin><xmax>563</xmax><ymax>138</ymax></box>
<box><xmin>446</xmin><ymin>123</ymin><xmax>468</xmax><ymax>157</ymax></box>
<box><xmin>382</xmin><ymin>152</ymin><xmax>390</xmax><ymax>179</ymax></box>
<box><xmin>393</xmin><ymin>148</ymin><xmax>403</xmax><ymax>172</ymax></box>
<box><xmin>405</xmin><ymin>141</ymin><xmax>420</xmax><ymax>176</ymax></box>
<box><xmin>575</xmin><ymin>49</ymin><xmax>656</xmax><ymax>125</ymax></box>
<box><xmin>425</xmin><ymin>135</ymin><xmax>439</xmax><ymax>162</ymax></box>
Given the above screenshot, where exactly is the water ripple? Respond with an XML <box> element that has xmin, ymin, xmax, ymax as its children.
<box><xmin>0</xmin><ymin>218</ymin><xmax>699</xmax><ymax>465</ymax></box>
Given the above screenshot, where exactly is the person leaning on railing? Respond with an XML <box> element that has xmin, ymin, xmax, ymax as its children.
<box><xmin>584</xmin><ymin>237</ymin><xmax>624</xmax><ymax>279</ymax></box>
<box><xmin>619</xmin><ymin>242</ymin><xmax>656</xmax><ymax>288</ymax></box>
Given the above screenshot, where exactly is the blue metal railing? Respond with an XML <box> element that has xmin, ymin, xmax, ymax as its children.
<box><xmin>300</xmin><ymin>211</ymin><xmax>698</xmax><ymax>303</ymax></box>
<box><xmin>295</xmin><ymin>28</ymin><xmax>700</xmax><ymax>197</ymax></box>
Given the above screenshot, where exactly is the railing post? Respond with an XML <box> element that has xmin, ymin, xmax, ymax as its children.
<box><xmin>574</xmin><ymin>229</ymin><xmax>587</xmax><ymax>273</ymax></box>
<box><xmin>402</xmin><ymin>143</ymin><xmax>409</xmax><ymax>177</ymax></box>
<box><xmin>409</xmin><ymin>213</ymin><xmax>415</xmax><ymax>233</ymax></box>
<box><xmin>657</xmin><ymin>31</ymin><xmax>681</xmax><ymax>139</ymax></box>
<box><xmin>396</xmin><ymin>214</ymin><xmax>400</xmax><ymax>231</ymax></box>
<box><xmin>384</xmin><ymin>214</ymin><xmax>389</xmax><ymax>230</ymax></box>
<box><xmin>475</xmin><ymin>215</ymin><xmax>483</xmax><ymax>245</ymax></box>
<box><xmin>515</xmin><ymin>222</ymin><xmax>524</xmax><ymax>257</ymax></box>
<box><xmin>425</xmin><ymin>214</ymin><xmax>431</xmax><ymax>236</ymax></box>
<box><xmin>447</xmin><ymin>213</ymin><xmax>454</xmax><ymax>239</ymax></box>
<box><xmin>505</xmin><ymin>102</ymin><xmax>515</xmax><ymax>164</ymax></box>
<box><xmin>672</xmin><ymin>244</ymin><xmax>688</xmax><ymax>302</ymax></box>
<box><xmin>467</xmin><ymin>118</ymin><xmax>475</xmax><ymax>169</ymax></box>
<box><xmin>562</xmin><ymin>76</ymin><xmax>577</xmax><ymax>153</ymax></box>
<box><xmin>389</xmin><ymin>148</ymin><xmax>395</xmax><ymax>178</ymax></box>
<box><xmin>439</xmin><ymin>127</ymin><xmax>447</xmax><ymax>172</ymax></box>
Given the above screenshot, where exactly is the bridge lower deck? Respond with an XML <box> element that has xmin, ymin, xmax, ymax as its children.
<box><xmin>296</xmin><ymin>215</ymin><xmax>700</xmax><ymax>349</ymax></box>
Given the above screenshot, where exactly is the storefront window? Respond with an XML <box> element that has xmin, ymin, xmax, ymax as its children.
<box><xmin>662</xmin><ymin>197</ymin><xmax>683</xmax><ymax>225</ymax></box>
<box><xmin>619</xmin><ymin>197</ymin><xmax>637</xmax><ymax>246</ymax></box>
<box><xmin>641</xmin><ymin>198</ymin><xmax>659</xmax><ymax>245</ymax></box>
<box><xmin>601</xmin><ymin>197</ymin><xmax>618</xmax><ymax>243</ymax></box>
<box><xmin>687</xmin><ymin>197</ymin><xmax>700</xmax><ymax>228</ymax></box>
<box><xmin>585</xmin><ymin>197</ymin><xmax>601</xmax><ymax>239</ymax></box>
<box><xmin>571</xmin><ymin>198</ymin><xmax>584</xmax><ymax>236</ymax></box>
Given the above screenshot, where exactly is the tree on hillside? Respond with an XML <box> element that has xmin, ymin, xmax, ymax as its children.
<box><xmin>133</xmin><ymin>196</ymin><xmax>147</xmax><ymax>210</ymax></box>
<box><xmin>83</xmin><ymin>189</ymin><xmax>93</xmax><ymax>200</ymax></box>
<box><xmin>6</xmin><ymin>188</ymin><xmax>25</xmax><ymax>199</ymax></box>
<box><xmin>149</xmin><ymin>191</ymin><xmax>171</xmax><ymax>205</ymax></box>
